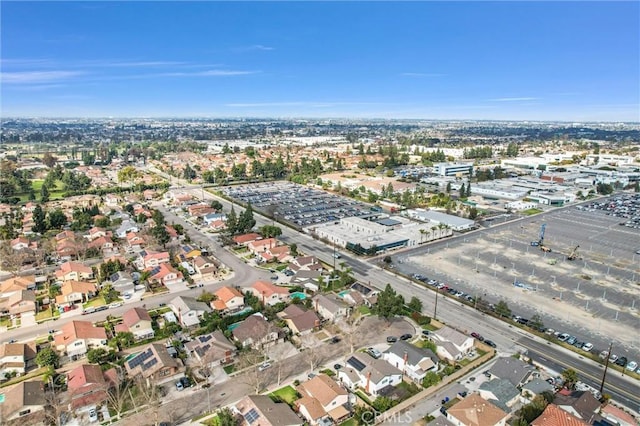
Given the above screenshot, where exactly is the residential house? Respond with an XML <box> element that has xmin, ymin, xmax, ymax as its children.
<box><xmin>291</xmin><ymin>270</ymin><xmax>323</xmax><ymax>292</ymax></box>
<box><xmin>553</xmin><ymin>390</ymin><xmax>601</xmax><ymax>424</ymax></box>
<box><xmin>203</xmin><ymin>212</ymin><xmax>226</xmax><ymax>225</ymax></box>
<box><xmin>234</xmin><ymin>395</ymin><xmax>303</xmax><ymax>426</ymax></box>
<box><xmin>193</xmin><ymin>256</ymin><xmax>218</xmax><ymax>280</ymax></box>
<box><xmin>115</xmin><ymin>307</ymin><xmax>154</xmax><ymax>340</ymax></box>
<box><xmin>55</xmin><ymin>281</ymin><xmax>97</xmax><ymax>308</ymax></box>
<box><xmin>56</xmin><ymin>230</ymin><xmax>76</xmax><ymax>242</ymax></box>
<box><xmin>0</xmin><ymin>276</ymin><xmax>36</xmax><ymax>297</ymax></box>
<box><xmin>339</xmin><ymin>352</ymin><xmax>403</xmax><ymax>397</ymax></box>
<box><xmin>10</xmin><ymin>237</ymin><xmax>29</xmax><ymax>251</ymax></box>
<box><xmin>86</xmin><ymin>227</ymin><xmax>108</xmax><ymax>241</ymax></box>
<box><xmin>211</xmin><ymin>286</ymin><xmax>245</xmax><ymax>314</ymax></box>
<box><xmin>2</xmin><ymin>290</ymin><xmax>37</xmax><ymax>316</ymax></box>
<box><xmin>232</xmin><ymin>313</ymin><xmax>281</xmax><ymax>350</ymax></box>
<box><xmin>124</xmin><ymin>343</ymin><xmax>183</xmax><ymax>384</ymax></box>
<box><xmin>531</xmin><ymin>404</ymin><xmax>589</xmax><ymax>426</ymax></box>
<box><xmin>487</xmin><ymin>357</ymin><xmax>534</xmax><ymax>388</ymax></box>
<box><xmin>125</xmin><ymin>232</ymin><xmax>146</xmax><ymax>253</ymax></box>
<box><xmin>232</xmin><ymin>233</ymin><xmax>262</xmax><ymax>247</ymax></box>
<box><xmin>136</xmin><ymin>250</ymin><xmax>170</xmax><ymax>270</ymax></box>
<box><xmin>0</xmin><ymin>381</ymin><xmax>45</xmax><ymax>424</ymax></box>
<box><xmin>67</xmin><ymin>364</ymin><xmax>110</xmax><ymax>410</ymax></box>
<box><xmin>278</xmin><ymin>304</ymin><xmax>320</xmax><ymax>335</ymax></box>
<box><xmin>430</xmin><ymin>326</ymin><xmax>475</xmax><ymax>361</ymax></box>
<box><xmin>115</xmin><ymin>219</ymin><xmax>139</xmax><ymax>238</ymax></box>
<box><xmin>340</xmin><ymin>290</ymin><xmax>365</xmax><ymax>307</ymax></box>
<box><xmin>446</xmin><ymin>393</ymin><xmax>509</xmax><ymax>426</ymax></box>
<box><xmin>478</xmin><ymin>379</ymin><xmax>520</xmax><ymax>413</ymax></box>
<box><xmin>260</xmin><ymin>245</ymin><xmax>292</xmax><ymax>264</ymax></box>
<box><xmin>247</xmin><ymin>280</ymin><xmax>290</xmax><ymax>306</ymax></box>
<box><xmin>175</xmin><ymin>245</ymin><xmax>201</xmax><ymax>262</ymax></box>
<box><xmin>599</xmin><ymin>404</ymin><xmax>638</xmax><ymax>426</ymax></box>
<box><xmin>520</xmin><ymin>379</ymin><xmax>555</xmax><ymax>402</ymax></box>
<box><xmin>0</xmin><ymin>343</ymin><xmax>36</xmax><ymax>380</ymax></box>
<box><xmin>248</xmin><ymin>238</ymin><xmax>278</xmax><ymax>257</ymax></box>
<box><xmin>313</xmin><ymin>294</ymin><xmax>349</xmax><ymax>322</ymax></box>
<box><xmin>88</xmin><ymin>235</ymin><xmax>116</xmax><ymax>255</ymax></box>
<box><xmin>147</xmin><ymin>263</ymin><xmax>183</xmax><ymax>287</ymax></box>
<box><xmin>383</xmin><ymin>340</ymin><xmax>438</xmax><ymax>382</ymax></box>
<box><xmin>56</xmin><ymin>237</ymin><xmax>78</xmax><ymax>259</ymax></box>
<box><xmin>288</xmin><ymin>256</ymin><xmax>322</xmax><ymax>273</ymax></box>
<box><xmin>109</xmin><ymin>271</ymin><xmax>135</xmax><ymax>296</ymax></box>
<box><xmin>184</xmin><ymin>330</ymin><xmax>237</xmax><ymax>366</ymax></box>
<box><xmin>54</xmin><ymin>320</ymin><xmax>108</xmax><ymax>358</ymax></box>
<box><xmin>296</xmin><ymin>374</ymin><xmax>350</xmax><ymax>424</ymax></box>
<box><xmin>104</xmin><ymin>194</ymin><xmax>122</xmax><ymax>208</ymax></box>
<box><xmin>169</xmin><ymin>296</ymin><xmax>212</xmax><ymax>328</ymax></box>
<box><xmin>55</xmin><ymin>262</ymin><xmax>94</xmax><ymax>282</ymax></box>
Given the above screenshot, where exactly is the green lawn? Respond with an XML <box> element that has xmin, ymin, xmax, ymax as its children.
<box><xmin>269</xmin><ymin>385</ymin><xmax>299</xmax><ymax>405</ymax></box>
<box><xmin>339</xmin><ymin>419</ymin><xmax>357</xmax><ymax>426</ymax></box>
<box><xmin>358</xmin><ymin>305</ymin><xmax>371</xmax><ymax>315</ymax></box>
<box><xmin>521</xmin><ymin>208</ymin><xmax>543</xmax><ymax>216</ymax></box>
<box><xmin>83</xmin><ymin>296</ymin><xmax>107</xmax><ymax>309</ymax></box>
<box><xmin>35</xmin><ymin>309</ymin><xmax>60</xmax><ymax>322</ymax></box>
<box><xmin>223</xmin><ymin>365</ymin><xmax>236</xmax><ymax>374</ymax></box>
<box><xmin>201</xmin><ymin>415</ymin><xmax>219</xmax><ymax>426</ymax></box>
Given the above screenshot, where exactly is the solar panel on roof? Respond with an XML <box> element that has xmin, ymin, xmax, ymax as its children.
<box><xmin>199</xmin><ymin>335</ymin><xmax>212</xmax><ymax>343</ymax></box>
<box><xmin>142</xmin><ymin>358</ymin><xmax>158</xmax><ymax>371</ymax></box>
<box><xmin>244</xmin><ymin>408</ymin><xmax>260</xmax><ymax>424</ymax></box>
<box><xmin>347</xmin><ymin>356</ymin><xmax>366</xmax><ymax>371</ymax></box>
<box><xmin>127</xmin><ymin>348</ymin><xmax>154</xmax><ymax>369</ymax></box>
<box><xmin>150</xmin><ymin>266</ymin><xmax>161</xmax><ymax>275</ymax></box>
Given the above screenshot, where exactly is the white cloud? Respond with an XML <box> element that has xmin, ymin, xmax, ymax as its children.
<box><xmin>225</xmin><ymin>101</ymin><xmax>385</xmax><ymax>108</ymax></box>
<box><xmin>488</xmin><ymin>97</ymin><xmax>540</xmax><ymax>102</ymax></box>
<box><xmin>233</xmin><ymin>44</ymin><xmax>275</xmax><ymax>52</ymax></box>
<box><xmin>1</xmin><ymin>70</ymin><xmax>84</xmax><ymax>84</ymax></box>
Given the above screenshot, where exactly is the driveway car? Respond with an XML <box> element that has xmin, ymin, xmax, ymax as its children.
<box><xmin>367</xmin><ymin>348</ymin><xmax>382</xmax><ymax>359</ymax></box>
<box><xmin>88</xmin><ymin>407</ymin><xmax>98</xmax><ymax>423</ymax></box>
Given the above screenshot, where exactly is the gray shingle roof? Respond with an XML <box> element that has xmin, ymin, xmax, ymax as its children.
<box><xmin>488</xmin><ymin>357</ymin><xmax>534</xmax><ymax>387</ymax></box>
<box><xmin>479</xmin><ymin>378</ymin><xmax>519</xmax><ymax>412</ymax></box>
<box><xmin>384</xmin><ymin>340</ymin><xmax>437</xmax><ymax>366</ymax></box>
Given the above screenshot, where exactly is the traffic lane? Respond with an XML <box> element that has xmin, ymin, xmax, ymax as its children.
<box><xmin>521</xmin><ymin>338</ymin><xmax>640</xmax><ymax>410</ymax></box>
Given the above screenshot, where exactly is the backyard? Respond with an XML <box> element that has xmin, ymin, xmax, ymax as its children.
<box><xmin>269</xmin><ymin>385</ymin><xmax>299</xmax><ymax>405</ymax></box>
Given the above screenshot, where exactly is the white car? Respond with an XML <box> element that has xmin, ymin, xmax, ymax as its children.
<box><xmin>609</xmin><ymin>354</ymin><xmax>619</xmax><ymax>363</ymax></box>
<box><xmin>109</xmin><ymin>302</ymin><xmax>123</xmax><ymax>309</ymax></box>
<box><xmin>625</xmin><ymin>361</ymin><xmax>638</xmax><ymax>371</ymax></box>
<box><xmin>258</xmin><ymin>362</ymin><xmax>271</xmax><ymax>372</ymax></box>
<box><xmin>88</xmin><ymin>407</ymin><xmax>98</xmax><ymax>423</ymax></box>
<box><xmin>581</xmin><ymin>342</ymin><xmax>593</xmax><ymax>352</ymax></box>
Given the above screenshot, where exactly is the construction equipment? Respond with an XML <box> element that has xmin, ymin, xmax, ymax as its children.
<box><xmin>531</xmin><ymin>223</ymin><xmax>551</xmax><ymax>252</ymax></box>
<box><xmin>567</xmin><ymin>245</ymin><xmax>580</xmax><ymax>261</ymax></box>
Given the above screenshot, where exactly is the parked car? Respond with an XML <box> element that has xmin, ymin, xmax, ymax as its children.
<box><xmin>258</xmin><ymin>362</ymin><xmax>272</xmax><ymax>372</ymax></box>
<box><xmin>386</xmin><ymin>336</ymin><xmax>398</xmax><ymax>343</ymax></box>
<box><xmin>582</xmin><ymin>343</ymin><xmax>593</xmax><ymax>352</ymax></box>
<box><xmin>421</xmin><ymin>330</ymin><xmax>430</xmax><ymax>336</ymax></box>
<box><xmin>471</xmin><ymin>332</ymin><xmax>484</xmax><ymax>341</ymax></box>
<box><xmin>330</xmin><ymin>336</ymin><xmax>341</xmax><ymax>344</ymax></box>
<box><xmin>625</xmin><ymin>361</ymin><xmax>638</xmax><ymax>371</ymax></box>
<box><xmin>367</xmin><ymin>348</ymin><xmax>382</xmax><ymax>359</ymax></box>
<box><xmin>614</xmin><ymin>356</ymin><xmax>627</xmax><ymax>367</ymax></box>
<box><xmin>400</xmin><ymin>333</ymin><xmax>412</xmax><ymax>341</ymax></box>
<box><xmin>175</xmin><ymin>380</ymin><xmax>184</xmax><ymax>391</ymax></box>
<box><xmin>88</xmin><ymin>407</ymin><xmax>98</xmax><ymax>423</ymax></box>
<box><xmin>484</xmin><ymin>340</ymin><xmax>497</xmax><ymax>348</ymax></box>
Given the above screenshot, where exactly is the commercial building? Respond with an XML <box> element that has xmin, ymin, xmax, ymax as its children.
<box><xmin>433</xmin><ymin>162</ymin><xmax>474</xmax><ymax>177</ymax></box>
<box><xmin>405</xmin><ymin>209</ymin><xmax>475</xmax><ymax>232</ymax></box>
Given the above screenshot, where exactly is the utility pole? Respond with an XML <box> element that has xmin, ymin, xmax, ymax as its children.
<box><xmin>600</xmin><ymin>342</ymin><xmax>613</xmax><ymax>395</ymax></box>
<box><xmin>433</xmin><ymin>287</ymin><xmax>440</xmax><ymax>320</ymax></box>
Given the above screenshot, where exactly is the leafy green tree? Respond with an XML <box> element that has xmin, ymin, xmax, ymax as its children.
<box><xmin>372</xmin><ymin>396</ymin><xmax>395</xmax><ymax>412</ymax></box>
<box><xmin>216</xmin><ymin>407</ymin><xmax>240</xmax><ymax>426</ymax></box>
<box><xmin>290</xmin><ymin>243</ymin><xmax>298</xmax><ymax>257</ymax></box>
<box><xmin>197</xmin><ymin>291</ymin><xmax>216</xmax><ymax>304</ymax></box>
<box><xmin>87</xmin><ymin>347</ymin><xmax>116</xmax><ymax>364</ymax></box>
<box><xmin>495</xmin><ymin>300</ymin><xmax>512</xmax><ymax>318</ymax></box>
<box><xmin>408</xmin><ymin>296</ymin><xmax>423</xmax><ymax>313</ymax></box>
<box><xmin>635</xmin><ymin>181</ymin><xmax>639</xmax><ymax>193</ymax></box>
<box><xmin>36</xmin><ymin>347</ymin><xmax>59</xmax><ymax>368</ymax></box>
<box><xmin>226</xmin><ymin>205</ymin><xmax>238</xmax><ymax>235</ymax></box>
<box><xmin>210</xmin><ymin>200</ymin><xmax>223</xmax><ymax>211</ymax></box>
<box><xmin>237</xmin><ymin>203</ymin><xmax>256</xmax><ymax>233</ymax></box>
<box><xmin>529</xmin><ymin>314</ymin><xmax>544</xmax><ymax>331</ymax></box>
<box><xmin>353</xmin><ymin>404</ymin><xmax>375</xmax><ymax>425</ymax></box>
<box><xmin>259</xmin><ymin>225</ymin><xmax>282</xmax><ymax>238</ymax></box>
<box><xmin>422</xmin><ymin>371</ymin><xmax>441</xmax><ymax>388</ymax></box>
<box><xmin>459</xmin><ymin>183</ymin><xmax>466</xmax><ymax>198</ymax></box>
<box><xmin>374</xmin><ymin>284</ymin><xmax>405</xmax><ymax>321</ymax></box>
<box><xmin>33</xmin><ymin>204</ymin><xmax>47</xmax><ymax>234</ymax></box>
<box><xmin>47</xmin><ymin>208</ymin><xmax>68</xmax><ymax>229</ymax></box>
<box><xmin>115</xmin><ymin>332</ymin><xmax>135</xmax><ymax>349</ymax></box>
<box><xmin>506</xmin><ymin>143</ymin><xmax>519</xmax><ymax>157</ymax></box>
<box><xmin>151</xmin><ymin>225</ymin><xmax>170</xmax><ymax>248</ymax></box>
<box><xmin>561</xmin><ymin>368</ymin><xmax>578</xmax><ymax>389</ymax></box>
<box><xmin>469</xmin><ymin>207</ymin><xmax>478</xmax><ymax>220</ymax></box>
<box><xmin>446</xmin><ymin>182</ymin><xmax>451</xmax><ymax>193</ymax></box>
<box><xmin>100</xmin><ymin>283</ymin><xmax>119</xmax><ymax>304</ymax></box>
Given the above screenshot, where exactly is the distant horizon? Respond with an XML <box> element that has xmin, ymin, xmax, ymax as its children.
<box><xmin>2</xmin><ymin>115</ymin><xmax>639</xmax><ymax>125</ymax></box>
<box><xmin>2</xmin><ymin>2</ymin><xmax>639</xmax><ymax>121</ymax></box>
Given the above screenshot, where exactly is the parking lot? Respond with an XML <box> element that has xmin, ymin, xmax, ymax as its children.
<box><xmin>389</xmin><ymin>194</ymin><xmax>640</xmax><ymax>360</ymax></box>
<box><xmin>223</xmin><ymin>182</ymin><xmax>371</xmax><ymax>228</ymax></box>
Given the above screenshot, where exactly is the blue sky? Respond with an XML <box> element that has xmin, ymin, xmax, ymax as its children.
<box><xmin>1</xmin><ymin>1</ymin><xmax>639</xmax><ymax>121</ymax></box>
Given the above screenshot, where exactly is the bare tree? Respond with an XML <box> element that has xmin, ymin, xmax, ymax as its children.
<box><xmin>135</xmin><ymin>375</ymin><xmax>162</xmax><ymax>426</ymax></box>
<box><xmin>237</xmin><ymin>348</ymin><xmax>269</xmax><ymax>393</ymax></box>
<box><xmin>338</xmin><ymin>317</ymin><xmax>359</xmax><ymax>354</ymax></box>
<box><xmin>43</xmin><ymin>375</ymin><xmax>69</xmax><ymax>426</ymax></box>
<box><xmin>0</xmin><ymin>242</ymin><xmax>28</xmax><ymax>276</ymax></box>
<box><xmin>300</xmin><ymin>335</ymin><xmax>323</xmax><ymax>372</ymax></box>
<box><xmin>105</xmin><ymin>366</ymin><xmax>131</xmax><ymax>421</ymax></box>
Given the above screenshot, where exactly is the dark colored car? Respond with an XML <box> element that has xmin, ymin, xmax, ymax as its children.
<box><xmin>400</xmin><ymin>333</ymin><xmax>412</xmax><ymax>341</ymax></box>
<box><xmin>386</xmin><ymin>336</ymin><xmax>398</xmax><ymax>343</ymax></box>
<box><xmin>615</xmin><ymin>356</ymin><xmax>628</xmax><ymax>367</ymax></box>
<box><xmin>471</xmin><ymin>332</ymin><xmax>484</xmax><ymax>341</ymax></box>
<box><xmin>484</xmin><ymin>340</ymin><xmax>497</xmax><ymax>348</ymax></box>
<box><xmin>330</xmin><ymin>336</ymin><xmax>341</xmax><ymax>344</ymax></box>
